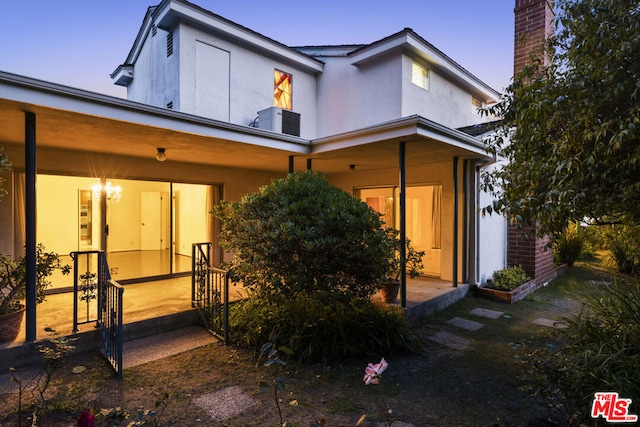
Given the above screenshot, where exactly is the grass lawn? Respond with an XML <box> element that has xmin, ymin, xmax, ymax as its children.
<box><xmin>0</xmin><ymin>265</ymin><xmax>613</xmax><ymax>426</ymax></box>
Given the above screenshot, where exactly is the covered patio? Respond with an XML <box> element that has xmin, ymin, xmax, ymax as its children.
<box><xmin>0</xmin><ymin>71</ymin><xmax>486</xmax><ymax>345</ymax></box>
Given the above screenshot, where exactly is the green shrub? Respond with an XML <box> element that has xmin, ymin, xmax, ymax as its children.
<box><xmin>488</xmin><ymin>266</ymin><xmax>529</xmax><ymax>291</ymax></box>
<box><xmin>213</xmin><ymin>171</ymin><xmax>393</xmax><ymax>303</ymax></box>
<box><xmin>577</xmin><ymin>225</ymin><xmax>602</xmax><ymax>262</ymax></box>
<box><xmin>524</xmin><ymin>279</ymin><xmax>640</xmax><ymax>423</ymax></box>
<box><xmin>554</xmin><ymin>223</ymin><xmax>584</xmax><ymax>267</ymax></box>
<box><xmin>229</xmin><ymin>294</ymin><xmax>421</xmax><ymax>364</ymax></box>
<box><xmin>604</xmin><ymin>225</ymin><xmax>640</xmax><ymax>275</ymax></box>
<box><xmin>214</xmin><ymin>171</ymin><xmax>420</xmax><ymax>363</ymax></box>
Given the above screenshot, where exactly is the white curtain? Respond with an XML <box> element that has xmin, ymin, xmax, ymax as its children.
<box><xmin>14</xmin><ymin>173</ymin><xmax>26</xmax><ymax>257</ymax></box>
<box><xmin>431</xmin><ymin>185</ymin><xmax>441</xmax><ymax>249</ymax></box>
<box><xmin>206</xmin><ymin>185</ymin><xmax>222</xmax><ymax>265</ymax></box>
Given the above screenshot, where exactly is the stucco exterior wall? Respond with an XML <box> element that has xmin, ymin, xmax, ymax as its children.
<box><xmin>314</xmin><ymin>54</ymin><xmax>403</xmax><ymax>138</ymax></box>
<box><xmin>313</xmin><ymin>57</ymin><xmax>351</xmax><ymax>137</ymax></box>
<box><xmin>127</xmin><ymin>27</ymin><xmax>180</xmax><ymax>110</ymax></box>
<box><xmin>313</xmin><ymin>51</ymin><xmax>493</xmax><ymax>138</ymax></box>
<box><xmin>128</xmin><ymin>23</ymin><xmax>318</xmax><ymax>138</ymax></box>
<box><xmin>477</xmin><ymin>159</ymin><xmax>508</xmax><ymax>284</ymax></box>
<box><xmin>401</xmin><ymin>55</ymin><xmax>486</xmax><ymax>129</ymax></box>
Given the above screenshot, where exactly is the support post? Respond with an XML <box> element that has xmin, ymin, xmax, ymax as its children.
<box><xmin>452</xmin><ymin>156</ymin><xmax>459</xmax><ymax>288</ymax></box>
<box><xmin>100</xmin><ymin>177</ymin><xmax>107</xmax><ymax>254</ymax></box>
<box><xmin>463</xmin><ymin>159</ymin><xmax>469</xmax><ymax>284</ymax></box>
<box><xmin>399</xmin><ymin>141</ymin><xmax>407</xmax><ymax>307</ymax></box>
<box><xmin>25</xmin><ymin>112</ymin><xmax>37</xmax><ymax>342</ymax></box>
<box><xmin>468</xmin><ymin>160</ymin><xmax>477</xmax><ymax>286</ymax></box>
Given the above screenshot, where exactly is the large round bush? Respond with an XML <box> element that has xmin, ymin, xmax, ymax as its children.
<box><xmin>213</xmin><ymin>171</ymin><xmax>392</xmax><ymax>302</ymax></box>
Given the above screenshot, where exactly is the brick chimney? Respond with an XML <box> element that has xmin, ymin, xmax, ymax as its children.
<box><xmin>507</xmin><ymin>0</ymin><xmax>556</xmax><ymax>285</ymax></box>
<box><xmin>514</xmin><ymin>0</ymin><xmax>554</xmax><ymax>74</ymax></box>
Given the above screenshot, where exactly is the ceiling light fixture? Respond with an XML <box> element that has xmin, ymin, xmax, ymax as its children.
<box><xmin>156</xmin><ymin>147</ymin><xmax>167</xmax><ymax>162</ymax></box>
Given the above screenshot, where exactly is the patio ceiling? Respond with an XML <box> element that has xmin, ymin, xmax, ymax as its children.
<box><xmin>0</xmin><ymin>72</ymin><xmax>491</xmax><ymax>176</ymax></box>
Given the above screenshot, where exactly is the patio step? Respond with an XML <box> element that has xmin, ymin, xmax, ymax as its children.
<box><xmin>0</xmin><ymin>309</ymin><xmax>203</xmax><ymax>372</ymax></box>
<box><xmin>405</xmin><ymin>283</ymin><xmax>470</xmax><ymax>322</ymax></box>
<box><xmin>122</xmin><ymin>325</ymin><xmax>218</xmax><ymax>369</ymax></box>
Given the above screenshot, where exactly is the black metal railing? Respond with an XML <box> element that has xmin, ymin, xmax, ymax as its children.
<box><xmin>192</xmin><ymin>242</ymin><xmax>212</xmax><ymax>307</ymax></box>
<box><xmin>70</xmin><ymin>250</ymin><xmax>124</xmax><ymax>378</ymax></box>
<box><xmin>102</xmin><ymin>277</ymin><xmax>124</xmax><ymax>379</ymax></box>
<box><xmin>70</xmin><ymin>251</ymin><xmax>100</xmax><ymax>332</ymax></box>
<box><xmin>192</xmin><ymin>243</ymin><xmax>230</xmax><ymax>343</ymax></box>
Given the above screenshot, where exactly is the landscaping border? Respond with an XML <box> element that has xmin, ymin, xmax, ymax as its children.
<box><xmin>479</xmin><ymin>265</ymin><xmax>568</xmax><ymax>304</ymax></box>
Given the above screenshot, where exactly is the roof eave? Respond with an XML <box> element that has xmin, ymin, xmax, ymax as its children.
<box><xmin>311</xmin><ymin>115</ymin><xmax>490</xmax><ymax>160</ymax></box>
<box><xmin>152</xmin><ymin>0</ymin><xmax>324</xmax><ymax>73</ymax></box>
<box><xmin>348</xmin><ymin>29</ymin><xmax>501</xmax><ymax>103</ymax></box>
<box><xmin>1</xmin><ymin>70</ymin><xmax>310</xmax><ymax>153</ymax></box>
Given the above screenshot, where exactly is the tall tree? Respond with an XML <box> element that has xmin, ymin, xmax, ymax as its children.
<box><xmin>482</xmin><ymin>0</ymin><xmax>640</xmax><ymax>237</ymax></box>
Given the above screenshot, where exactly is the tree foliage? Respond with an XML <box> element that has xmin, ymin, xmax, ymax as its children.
<box><xmin>213</xmin><ymin>171</ymin><xmax>393</xmax><ymax>302</ymax></box>
<box><xmin>482</xmin><ymin>0</ymin><xmax>640</xmax><ymax>237</ymax></box>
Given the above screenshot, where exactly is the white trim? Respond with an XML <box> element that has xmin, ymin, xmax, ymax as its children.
<box><xmin>0</xmin><ymin>71</ymin><xmax>309</xmax><ymax>153</ymax></box>
<box><xmin>153</xmin><ymin>0</ymin><xmax>324</xmax><ymax>73</ymax></box>
<box><xmin>349</xmin><ymin>30</ymin><xmax>501</xmax><ymax>103</ymax></box>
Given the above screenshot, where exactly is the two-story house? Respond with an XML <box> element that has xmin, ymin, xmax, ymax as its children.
<box><xmin>106</xmin><ymin>0</ymin><xmax>504</xmax><ymax>282</ymax></box>
<box><xmin>0</xmin><ymin>0</ymin><xmax>512</xmax><ymax>339</ymax></box>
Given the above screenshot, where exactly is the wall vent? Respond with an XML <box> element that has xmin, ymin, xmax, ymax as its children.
<box><xmin>166</xmin><ymin>101</ymin><xmax>173</xmax><ymax>109</ymax></box>
<box><xmin>151</xmin><ymin>25</ymin><xmax>157</xmax><ymax>37</ymax></box>
<box><xmin>257</xmin><ymin>107</ymin><xmax>301</xmax><ymax>137</ymax></box>
<box><xmin>166</xmin><ymin>31</ymin><xmax>174</xmax><ymax>57</ymax></box>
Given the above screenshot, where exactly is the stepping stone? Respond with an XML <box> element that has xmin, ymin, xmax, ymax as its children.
<box><xmin>194</xmin><ymin>386</ymin><xmax>257</xmax><ymax>421</ymax></box>
<box><xmin>448</xmin><ymin>317</ymin><xmax>484</xmax><ymax>331</ymax></box>
<box><xmin>586</xmin><ymin>280</ymin><xmax>612</xmax><ymax>286</ymax></box>
<box><xmin>376</xmin><ymin>422</ymin><xmax>419</xmax><ymax>427</ymax></box>
<box><xmin>470</xmin><ymin>307</ymin><xmax>504</xmax><ymax>319</ymax></box>
<box><xmin>428</xmin><ymin>331</ymin><xmax>470</xmax><ymax>350</ymax></box>
<box><xmin>532</xmin><ymin>318</ymin><xmax>568</xmax><ymax>329</ymax></box>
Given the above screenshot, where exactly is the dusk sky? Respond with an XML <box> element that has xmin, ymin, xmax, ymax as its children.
<box><xmin>0</xmin><ymin>1</ymin><xmax>515</xmax><ymax>98</ymax></box>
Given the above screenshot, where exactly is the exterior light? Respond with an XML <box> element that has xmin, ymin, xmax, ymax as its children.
<box><xmin>156</xmin><ymin>147</ymin><xmax>167</xmax><ymax>162</ymax></box>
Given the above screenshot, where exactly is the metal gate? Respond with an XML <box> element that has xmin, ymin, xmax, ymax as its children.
<box><xmin>70</xmin><ymin>251</ymin><xmax>124</xmax><ymax>378</ymax></box>
<box><xmin>192</xmin><ymin>242</ymin><xmax>230</xmax><ymax>343</ymax></box>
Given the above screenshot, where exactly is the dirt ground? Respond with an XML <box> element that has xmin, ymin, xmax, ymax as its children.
<box><xmin>0</xmin><ymin>266</ymin><xmax>608</xmax><ymax>426</ymax></box>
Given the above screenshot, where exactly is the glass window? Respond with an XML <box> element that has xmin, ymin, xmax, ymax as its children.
<box><xmin>274</xmin><ymin>70</ymin><xmax>292</xmax><ymax>109</ymax></box>
<box><xmin>411</xmin><ymin>61</ymin><xmax>429</xmax><ymax>90</ymax></box>
<box><xmin>357</xmin><ymin>185</ymin><xmax>443</xmax><ymax>277</ymax></box>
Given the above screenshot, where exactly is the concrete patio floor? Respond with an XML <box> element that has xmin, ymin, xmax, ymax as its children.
<box><xmin>0</xmin><ymin>276</ymin><xmax>468</xmax><ymax>369</ymax></box>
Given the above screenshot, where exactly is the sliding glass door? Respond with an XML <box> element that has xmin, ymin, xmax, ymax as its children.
<box><xmin>32</xmin><ymin>174</ymin><xmax>218</xmax><ymax>288</ymax></box>
<box><xmin>357</xmin><ymin>185</ymin><xmax>442</xmax><ymax>278</ymax></box>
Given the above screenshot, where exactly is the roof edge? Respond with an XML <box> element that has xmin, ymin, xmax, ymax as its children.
<box><xmin>348</xmin><ymin>28</ymin><xmax>501</xmax><ymax>102</ymax></box>
<box><xmin>0</xmin><ymin>70</ymin><xmax>311</xmax><ymax>149</ymax></box>
<box><xmin>311</xmin><ymin>115</ymin><xmax>490</xmax><ymax>157</ymax></box>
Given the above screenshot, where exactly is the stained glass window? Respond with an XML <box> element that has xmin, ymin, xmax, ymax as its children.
<box><xmin>274</xmin><ymin>70</ymin><xmax>292</xmax><ymax>109</ymax></box>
